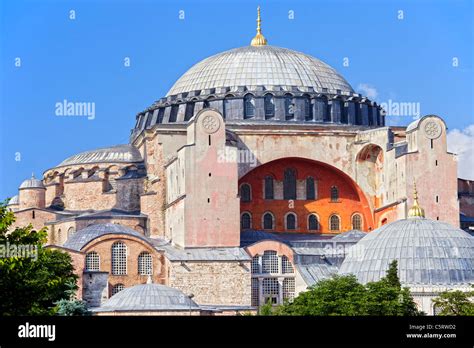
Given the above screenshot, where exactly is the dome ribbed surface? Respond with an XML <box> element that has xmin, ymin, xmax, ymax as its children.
<box><xmin>58</xmin><ymin>144</ymin><xmax>142</xmax><ymax>167</ymax></box>
<box><xmin>339</xmin><ymin>218</ymin><xmax>474</xmax><ymax>285</ymax></box>
<box><xmin>167</xmin><ymin>45</ymin><xmax>353</xmax><ymax>96</ymax></box>
<box><xmin>19</xmin><ymin>177</ymin><xmax>44</xmax><ymax>189</ymax></box>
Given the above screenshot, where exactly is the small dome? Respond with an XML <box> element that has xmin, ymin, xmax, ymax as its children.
<box><xmin>167</xmin><ymin>45</ymin><xmax>353</xmax><ymax>97</ymax></box>
<box><xmin>57</xmin><ymin>144</ymin><xmax>143</xmax><ymax>167</ymax></box>
<box><xmin>19</xmin><ymin>175</ymin><xmax>44</xmax><ymax>189</ymax></box>
<box><xmin>7</xmin><ymin>195</ymin><xmax>19</xmax><ymax>206</ymax></box>
<box><xmin>339</xmin><ymin>218</ymin><xmax>474</xmax><ymax>285</ymax></box>
<box><xmin>63</xmin><ymin>223</ymin><xmax>147</xmax><ymax>251</ymax></box>
<box><xmin>95</xmin><ymin>284</ymin><xmax>199</xmax><ymax>312</ymax></box>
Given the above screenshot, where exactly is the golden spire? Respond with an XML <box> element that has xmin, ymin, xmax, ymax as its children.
<box><xmin>250</xmin><ymin>6</ymin><xmax>268</xmax><ymax>46</ymax></box>
<box><xmin>408</xmin><ymin>181</ymin><xmax>425</xmax><ymax>218</ymax></box>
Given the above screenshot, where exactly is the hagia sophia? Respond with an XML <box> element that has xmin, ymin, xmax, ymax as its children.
<box><xmin>6</xmin><ymin>8</ymin><xmax>474</xmax><ymax>315</ymax></box>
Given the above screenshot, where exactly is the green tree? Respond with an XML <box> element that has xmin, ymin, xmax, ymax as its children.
<box><xmin>432</xmin><ymin>289</ymin><xmax>474</xmax><ymax>316</ymax></box>
<box><xmin>55</xmin><ymin>280</ymin><xmax>90</xmax><ymax>316</ymax></box>
<box><xmin>0</xmin><ymin>200</ymin><xmax>78</xmax><ymax>315</ymax></box>
<box><xmin>385</xmin><ymin>260</ymin><xmax>401</xmax><ymax>288</ymax></box>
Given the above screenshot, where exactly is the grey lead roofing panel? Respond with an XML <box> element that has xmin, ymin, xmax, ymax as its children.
<box><xmin>58</xmin><ymin>144</ymin><xmax>143</xmax><ymax>167</ymax></box>
<box><xmin>296</xmin><ymin>263</ymin><xmax>339</xmax><ymax>286</ymax></box>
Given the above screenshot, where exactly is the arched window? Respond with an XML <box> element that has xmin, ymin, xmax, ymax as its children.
<box><xmin>67</xmin><ymin>227</ymin><xmax>75</xmax><ymax>238</ymax></box>
<box><xmin>111</xmin><ymin>283</ymin><xmax>124</xmax><ymax>296</ymax></box>
<box><xmin>241</xmin><ymin>212</ymin><xmax>251</xmax><ymax>230</ymax></box>
<box><xmin>138</xmin><ymin>252</ymin><xmax>153</xmax><ymax>275</ymax></box>
<box><xmin>306</xmin><ymin>177</ymin><xmax>315</xmax><ymax>200</ymax></box>
<box><xmin>264</xmin><ymin>176</ymin><xmax>274</xmax><ymax>199</ymax></box>
<box><xmin>330</xmin><ymin>215</ymin><xmax>340</xmax><ymax>231</ymax></box>
<box><xmin>352</xmin><ymin>214</ymin><xmax>362</xmax><ymax>230</ymax></box>
<box><xmin>244</xmin><ymin>94</ymin><xmax>255</xmax><ymax>119</ymax></box>
<box><xmin>283</xmin><ymin>168</ymin><xmax>297</xmax><ymax>200</ymax></box>
<box><xmin>111</xmin><ymin>242</ymin><xmax>127</xmax><ymax>275</ymax></box>
<box><xmin>308</xmin><ymin>214</ymin><xmax>319</xmax><ymax>231</ymax></box>
<box><xmin>286</xmin><ymin>213</ymin><xmax>297</xmax><ymax>230</ymax></box>
<box><xmin>262</xmin><ymin>250</ymin><xmax>279</xmax><ymax>273</ymax></box>
<box><xmin>264</xmin><ymin>94</ymin><xmax>275</xmax><ymax>119</ymax></box>
<box><xmin>263</xmin><ymin>212</ymin><xmax>274</xmax><ymax>230</ymax></box>
<box><xmin>282</xmin><ymin>255</ymin><xmax>294</xmax><ymax>274</ymax></box>
<box><xmin>57</xmin><ymin>229</ymin><xmax>62</xmax><ymax>244</ymax></box>
<box><xmin>203</xmin><ymin>100</ymin><xmax>210</xmax><ymax>109</ymax></box>
<box><xmin>85</xmin><ymin>252</ymin><xmax>100</xmax><ymax>271</ymax></box>
<box><xmin>240</xmin><ymin>183</ymin><xmax>251</xmax><ymax>202</ymax></box>
<box><xmin>184</xmin><ymin>102</ymin><xmax>194</xmax><ymax>121</ymax></box>
<box><xmin>251</xmin><ymin>255</ymin><xmax>260</xmax><ymax>274</ymax></box>
<box><xmin>304</xmin><ymin>96</ymin><xmax>313</xmax><ymax>121</ymax></box>
<box><xmin>284</xmin><ymin>94</ymin><xmax>294</xmax><ymax>120</ymax></box>
<box><xmin>330</xmin><ymin>186</ymin><xmax>339</xmax><ymax>202</ymax></box>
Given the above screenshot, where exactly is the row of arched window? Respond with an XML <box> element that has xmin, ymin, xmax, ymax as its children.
<box><xmin>85</xmin><ymin>242</ymin><xmax>153</xmax><ymax>276</ymax></box>
<box><xmin>241</xmin><ymin>173</ymin><xmax>339</xmax><ymax>202</ymax></box>
<box><xmin>241</xmin><ymin>212</ymin><xmax>363</xmax><ymax>231</ymax></box>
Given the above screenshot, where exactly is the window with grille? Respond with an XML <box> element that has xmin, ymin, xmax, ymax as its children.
<box><xmin>283</xmin><ymin>278</ymin><xmax>295</xmax><ymax>301</ymax></box>
<box><xmin>283</xmin><ymin>168</ymin><xmax>297</xmax><ymax>200</ymax></box>
<box><xmin>281</xmin><ymin>256</ymin><xmax>294</xmax><ymax>274</ymax></box>
<box><xmin>240</xmin><ymin>184</ymin><xmax>251</xmax><ymax>202</ymax></box>
<box><xmin>111</xmin><ymin>283</ymin><xmax>124</xmax><ymax>296</ymax></box>
<box><xmin>286</xmin><ymin>213</ymin><xmax>296</xmax><ymax>230</ymax></box>
<box><xmin>264</xmin><ymin>176</ymin><xmax>274</xmax><ymax>199</ymax></box>
<box><xmin>306</xmin><ymin>177</ymin><xmax>315</xmax><ymax>200</ymax></box>
<box><xmin>330</xmin><ymin>186</ymin><xmax>339</xmax><ymax>202</ymax></box>
<box><xmin>241</xmin><ymin>213</ymin><xmax>251</xmax><ymax>230</ymax></box>
<box><xmin>251</xmin><ymin>256</ymin><xmax>260</xmax><ymax>274</ymax></box>
<box><xmin>262</xmin><ymin>251</ymin><xmax>279</xmax><ymax>274</ymax></box>
<box><xmin>264</xmin><ymin>94</ymin><xmax>275</xmax><ymax>119</ymax></box>
<box><xmin>251</xmin><ymin>278</ymin><xmax>259</xmax><ymax>307</ymax></box>
<box><xmin>85</xmin><ymin>252</ymin><xmax>100</xmax><ymax>271</ymax></box>
<box><xmin>244</xmin><ymin>94</ymin><xmax>255</xmax><ymax>119</ymax></box>
<box><xmin>330</xmin><ymin>215</ymin><xmax>340</xmax><ymax>231</ymax></box>
<box><xmin>262</xmin><ymin>278</ymin><xmax>279</xmax><ymax>296</ymax></box>
<box><xmin>138</xmin><ymin>252</ymin><xmax>153</xmax><ymax>275</ymax></box>
<box><xmin>184</xmin><ymin>102</ymin><xmax>194</xmax><ymax>121</ymax></box>
<box><xmin>308</xmin><ymin>214</ymin><xmax>319</xmax><ymax>231</ymax></box>
<box><xmin>111</xmin><ymin>242</ymin><xmax>127</xmax><ymax>275</ymax></box>
<box><xmin>263</xmin><ymin>213</ymin><xmax>273</xmax><ymax>230</ymax></box>
<box><xmin>284</xmin><ymin>95</ymin><xmax>294</xmax><ymax>120</ymax></box>
<box><xmin>352</xmin><ymin>214</ymin><xmax>362</xmax><ymax>230</ymax></box>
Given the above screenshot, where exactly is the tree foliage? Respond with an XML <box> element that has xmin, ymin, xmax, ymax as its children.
<box><xmin>55</xmin><ymin>280</ymin><xmax>90</xmax><ymax>316</ymax></box>
<box><xmin>432</xmin><ymin>289</ymin><xmax>474</xmax><ymax>316</ymax></box>
<box><xmin>0</xmin><ymin>200</ymin><xmax>78</xmax><ymax>315</ymax></box>
<box><xmin>263</xmin><ymin>260</ymin><xmax>423</xmax><ymax>316</ymax></box>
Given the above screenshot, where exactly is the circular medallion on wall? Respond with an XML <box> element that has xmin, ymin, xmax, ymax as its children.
<box><xmin>423</xmin><ymin>119</ymin><xmax>442</xmax><ymax>139</ymax></box>
<box><xmin>201</xmin><ymin>113</ymin><xmax>220</xmax><ymax>134</ymax></box>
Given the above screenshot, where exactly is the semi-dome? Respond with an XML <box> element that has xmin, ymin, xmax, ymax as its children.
<box><xmin>7</xmin><ymin>195</ymin><xmax>19</xmax><ymax>206</ymax></box>
<box><xmin>339</xmin><ymin>219</ymin><xmax>474</xmax><ymax>286</ymax></box>
<box><xmin>93</xmin><ymin>284</ymin><xmax>199</xmax><ymax>312</ymax></box>
<box><xmin>64</xmin><ymin>223</ymin><xmax>147</xmax><ymax>251</ymax></box>
<box><xmin>57</xmin><ymin>144</ymin><xmax>143</xmax><ymax>167</ymax></box>
<box><xmin>167</xmin><ymin>45</ymin><xmax>354</xmax><ymax>97</ymax></box>
<box><xmin>19</xmin><ymin>174</ymin><xmax>45</xmax><ymax>189</ymax></box>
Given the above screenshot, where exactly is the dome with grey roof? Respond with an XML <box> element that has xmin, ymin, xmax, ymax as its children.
<box><xmin>63</xmin><ymin>223</ymin><xmax>147</xmax><ymax>251</ymax></box>
<box><xmin>57</xmin><ymin>144</ymin><xmax>143</xmax><ymax>167</ymax></box>
<box><xmin>19</xmin><ymin>175</ymin><xmax>45</xmax><ymax>189</ymax></box>
<box><xmin>332</xmin><ymin>229</ymin><xmax>367</xmax><ymax>242</ymax></box>
<box><xmin>7</xmin><ymin>195</ymin><xmax>19</xmax><ymax>206</ymax></box>
<box><xmin>167</xmin><ymin>45</ymin><xmax>354</xmax><ymax>97</ymax></box>
<box><xmin>93</xmin><ymin>284</ymin><xmax>199</xmax><ymax>312</ymax></box>
<box><xmin>339</xmin><ymin>218</ymin><xmax>474</xmax><ymax>286</ymax></box>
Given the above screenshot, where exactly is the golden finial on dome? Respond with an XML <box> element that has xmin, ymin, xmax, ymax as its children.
<box><xmin>408</xmin><ymin>181</ymin><xmax>425</xmax><ymax>218</ymax></box>
<box><xmin>250</xmin><ymin>6</ymin><xmax>268</xmax><ymax>46</ymax></box>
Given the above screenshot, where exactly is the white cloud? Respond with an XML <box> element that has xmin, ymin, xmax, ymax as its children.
<box><xmin>447</xmin><ymin>124</ymin><xmax>474</xmax><ymax>180</ymax></box>
<box><xmin>357</xmin><ymin>83</ymin><xmax>378</xmax><ymax>99</ymax></box>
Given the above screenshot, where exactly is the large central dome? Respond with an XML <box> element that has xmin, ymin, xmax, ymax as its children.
<box><xmin>167</xmin><ymin>45</ymin><xmax>354</xmax><ymax>97</ymax></box>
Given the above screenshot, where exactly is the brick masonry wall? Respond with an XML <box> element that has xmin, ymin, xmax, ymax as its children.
<box><xmin>168</xmin><ymin>260</ymin><xmax>251</xmax><ymax>306</ymax></box>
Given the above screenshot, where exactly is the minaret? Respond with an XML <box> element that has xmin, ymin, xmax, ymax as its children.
<box><xmin>408</xmin><ymin>181</ymin><xmax>425</xmax><ymax>218</ymax></box>
<box><xmin>250</xmin><ymin>6</ymin><xmax>268</xmax><ymax>46</ymax></box>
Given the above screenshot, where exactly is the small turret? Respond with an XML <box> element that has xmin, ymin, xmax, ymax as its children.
<box><xmin>18</xmin><ymin>173</ymin><xmax>46</xmax><ymax>209</ymax></box>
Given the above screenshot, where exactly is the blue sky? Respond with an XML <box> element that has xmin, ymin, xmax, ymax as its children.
<box><xmin>0</xmin><ymin>0</ymin><xmax>473</xmax><ymax>198</ymax></box>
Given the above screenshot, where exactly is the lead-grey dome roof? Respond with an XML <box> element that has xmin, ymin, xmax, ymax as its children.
<box><xmin>19</xmin><ymin>176</ymin><xmax>45</xmax><ymax>189</ymax></box>
<box><xmin>58</xmin><ymin>144</ymin><xmax>143</xmax><ymax>167</ymax></box>
<box><xmin>94</xmin><ymin>284</ymin><xmax>199</xmax><ymax>312</ymax></box>
<box><xmin>339</xmin><ymin>218</ymin><xmax>474</xmax><ymax>285</ymax></box>
<box><xmin>7</xmin><ymin>195</ymin><xmax>19</xmax><ymax>205</ymax></box>
<box><xmin>167</xmin><ymin>45</ymin><xmax>354</xmax><ymax>96</ymax></box>
<box><xmin>64</xmin><ymin>223</ymin><xmax>147</xmax><ymax>251</ymax></box>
